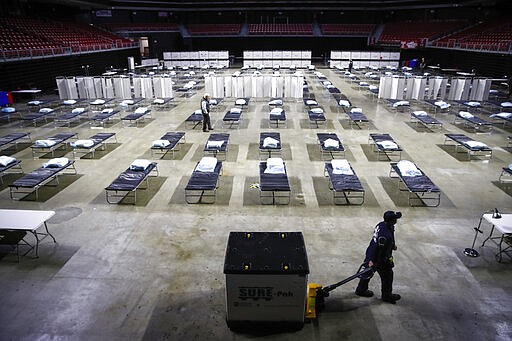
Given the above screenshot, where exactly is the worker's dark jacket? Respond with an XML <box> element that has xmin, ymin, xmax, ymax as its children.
<box><xmin>363</xmin><ymin>221</ymin><xmax>395</xmax><ymax>269</ymax></box>
<box><xmin>201</xmin><ymin>98</ymin><xmax>210</xmax><ymax>114</ymax></box>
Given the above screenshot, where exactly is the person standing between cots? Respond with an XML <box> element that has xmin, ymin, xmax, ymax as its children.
<box><xmin>355</xmin><ymin>211</ymin><xmax>402</xmax><ymax>304</ymax></box>
<box><xmin>201</xmin><ymin>93</ymin><xmax>213</xmax><ymax>132</ymax></box>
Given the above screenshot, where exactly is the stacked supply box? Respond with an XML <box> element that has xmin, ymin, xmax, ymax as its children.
<box><xmin>224</xmin><ymin>232</ymin><xmax>309</xmax><ymax>329</ymax></box>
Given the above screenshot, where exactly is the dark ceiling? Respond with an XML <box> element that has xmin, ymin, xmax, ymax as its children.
<box><xmin>28</xmin><ymin>0</ymin><xmax>511</xmax><ymax>12</ymax></box>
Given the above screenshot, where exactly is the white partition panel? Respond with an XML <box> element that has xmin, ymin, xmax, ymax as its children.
<box><xmin>102</xmin><ymin>78</ymin><xmax>115</xmax><ymax>99</ymax></box>
<box><xmin>224</xmin><ymin>77</ymin><xmax>232</xmax><ymax>97</ymax></box>
<box><xmin>133</xmin><ymin>77</ymin><xmax>142</xmax><ymax>98</ymax></box>
<box><xmin>56</xmin><ymin>77</ymin><xmax>68</xmax><ymax>99</ymax></box>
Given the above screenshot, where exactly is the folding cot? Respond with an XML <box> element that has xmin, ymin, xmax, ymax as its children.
<box><xmin>105</xmin><ymin>160</ymin><xmax>158</xmax><ymax>204</ymax></box>
<box><xmin>324</xmin><ymin>160</ymin><xmax>365</xmax><ymax>205</ymax></box>
<box><xmin>0</xmin><ymin>132</ymin><xmax>31</xmax><ymax>152</ymax></box>
<box><xmin>424</xmin><ymin>99</ymin><xmax>451</xmax><ymax>115</ymax></box>
<box><xmin>208</xmin><ymin>98</ymin><xmax>223</xmax><ymax>111</ymax></box>
<box><xmin>184</xmin><ymin>157</ymin><xmax>223</xmax><ymax>204</ymax></box>
<box><xmin>31</xmin><ymin>132</ymin><xmax>77</xmax><ymax>159</ymax></box>
<box><xmin>0</xmin><ymin>156</ymin><xmax>22</xmax><ymax>184</ymax></box>
<box><xmin>151</xmin><ymin>132</ymin><xmax>185</xmax><ymax>158</ymax></box>
<box><xmin>1</xmin><ymin>107</ymin><xmax>19</xmax><ymax>122</ymax></box>
<box><xmin>151</xmin><ymin>98</ymin><xmax>173</xmax><ymax>110</ymax></box>
<box><xmin>9</xmin><ymin>158</ymin><xmax>77</xmax><ymax>200</ymax></box>
<box><xmin>327</xmin><ymin>86</ymin><xmax>341</xmax><ymax>94</ymax></box>
<box><xmin>21</xmin><ymin>108</ymin><xmax>55</xmax><ymax>126</ymax></box>
<box><xmin>346</xmin><ymin>108</ymin><xmax>369</xmax><ymax>129</ymax></box>
<box><xmin>269</xmin><ymin>107</ymin><xmax>287</xmax><ymax>128</ymax></box>
<box><xmin>90</xmin><ymin>109</ymin><xmax>121</xmax><ymax>127</ymax></box>
<box><xmin>71</xmin><ymin>132</ymin><xmax>117</xmax><ymax>159</ymax></box>
<box><xmin>204</xmin><ymin>133</ymin><xmax>229</xmax><ymax>160</ymax></box>
<box><xmin>259</xmin><ymin>158</ymin><xmax>291</xmax><ymax>205</ymax></box>
<box><xmin>53</xmin><ymin>108</ymin><xmax>89</xmax><ymax>127</ymax></box>
<box><xmin>366</xmin><ymin>85</ymin><xmax>379</xmax><ymax>101</ymax></box>
<box><xmin>499</xmin><ymin>165</ymin><xmax>512</xmax><ymax>183</ymax></box>
<box><xmin>337</xmin><ymin>98</ymin><xmax>352</xmax><ymax>113</ymax></box>
<box><xmin>317</xmin><ymin>133</ymin><xmax>345</xmax><ymax>160</ymax></box>
<box><xmin>386</xmin><ymin>99</ymin><xmax>410</xmax><ymax>112</ymax></box>
<box><xmin>454</xmin><ymin>111</ymin><xmax>493</xmax><ymax>133</ymax></box>
<box><xmin>307</xmin><ymin>108</ymin><xmax>326</xmax><ymax>128</ymax></box>
<box><xmin>369</xmin><ymin>133</ymin><xmax>402</xmax><ymax>160</ymax></box>
<box><xmin>185</xmin><ymin>110</ymin><xmax>203</xmax><ymax>129</ymax></box>
<box><xmin>121</xmin><ymin>107</ymin><xmax>152</xmax><ymax>127</ymax></box>
<box><xmin>489</xmin><ymin>112</ymin><xmax>512</xmax><ymax>127</ymax></box>
<box><xmin>222</xmin><ymin>108</ymin><xmax>242</xmax><ymax>129</ymax></box>
<box><xmin>410</xmin><ymin>111</ymin><xmax>443</xmax><ymax>131</ymax></box>
<box><xmin>389</xmin><ymin>160</ymin><xmax>441</xmax><ymax>207</ymax></box>
<box><xmin>259</xmin><ymin>132</ymin><xmax>282</xmax><ymax>159</ymax></box>
<box><xmin>454</xmin><ymin>100</ymin><xmax>481</xmax><ymax>113</ymax></box>
<box><xmin>234</xmin><ymin>98</ymin><xmax>250</xmax><ymax>108</ymax></box>
<box><xmin>356</xmin><ymin>81</ymin><xmax>370</xmax><ymax>92</ymax></box>
<box><xmin>26</xmin><ymin>100</ymin><xmax>57</xmax><ymax>112</ymax></box>
<box><xmin>443</xmin><ymin>133</ymin><xmax>492</xmax><ymax>159</ymax></box>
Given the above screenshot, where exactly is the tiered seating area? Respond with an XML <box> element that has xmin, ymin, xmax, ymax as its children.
<box><xmin>187</xmin><ymin>24</ymin><xmax>241</xmax><ymax>35</ymax></box>
<box><xmin>320</xmin><ymin>24</ymin><xmax>375</xmax><ymax>35</ymax></box>
<box><xmin>0</xmin><ymin>17</ymin><xmax>135</xmax><ymax>59</ymax></box>
<box><xmin>107</xmin><ymin>23</ymin><xmax>180</xmax><ymax>32</ymax></box>
<box><xmin>248</xmin><ymin>24</ymin><xmax>313</xmax><ymax>35</ymax></box>
<box><xmin>378</xmin><ymin>20</ymin><xmax>467</xmax><ymax>46</ymax></box>
<box><xmin>433</xmin><ymin>18</ymin><xmax>512</xmax><ymax>52</ymax></box>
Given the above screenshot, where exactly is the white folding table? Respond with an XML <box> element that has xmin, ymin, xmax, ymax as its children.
<box><xmin>479</xmin><ymin>213</ymin><xmax>512</xmax><ymax>262</ymax></box>
<box><xmin>0</xmin><ymin>209</ymin><xmax>56</xmax><ymax>258</ymax></box>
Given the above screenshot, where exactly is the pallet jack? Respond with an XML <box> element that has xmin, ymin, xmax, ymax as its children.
<box><xmin>305</xmin><ymin>264</ymin><xmax>375</xmax><ymax>319</ymax></box>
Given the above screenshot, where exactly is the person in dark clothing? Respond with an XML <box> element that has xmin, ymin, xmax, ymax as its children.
<box><xmin>348</xmin><ymin>60</ymin><xmax>353</xmax><ymax>73</ymax></box>
<box><xmin>419</xmin><ymin>57</ymin><xmax>426</xmax><ymax>74</ymax></box>
<box><xmin>201</xmin><ymin>93</ymin><xmax>213</xmax><ymax>132</ymax></box>
<box><xmin>355</xmin><ymin>211</ymin><xmax>402</xmax><ymax>304</ymax></box>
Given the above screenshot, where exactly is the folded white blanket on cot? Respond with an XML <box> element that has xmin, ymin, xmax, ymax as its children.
<box><xmin>195</xmin><ymin>157</ymin><xmax>217</xmax><ymax>172</ymax></box>
<box><xmin>207</xmin><ymin>140</ymin><xmax>225</xmax><ymax>148</ymax></box>
<box><xmin>323</xmin><ymin>138</ymin><xmax>339</xmax><ymax>148</ymax></box>
<box><xmin>235</xmin><ymin>99</ymin><xmax>247</xmax><ymax>105</ymax></box>
<box><xmin>91</xmin><ymin>99</ymin><xmax>105</xmax><ymax>105</ymax></box>
<box><xmin>43</xmin><ymin>157</ymin><xmax>69</xmax><ymax>168</ymax></box>
<box><xmin>209</xmin><ymin>99</ymin><xmax>218</xmax><ymax>105</ymax></box>
<box><xmin>490</xmin><ymin>112</ymin><xmax>512</xmax><ymax>118</ymax></box>
<box><xmin>377</xmin><ymin>140</ymin><xmax>398</xmax><ymax>149</ymax></box>
<box><xmin>331</xmin><ymin>159</ymin><xmax>353</xmax><ymax>175</ymax></box>
<box><xmin>338</xmin><ymin>100</ymin><xmax>351</xmax><ymax>107</ymax></box>
<box><xmin>465</xmin><ymin>140</ymin><xmax>487</xmax><ymax>148</ymax></box>
<box><xmin>39</xmin><ymin>108</ymin><xmax>53</xmax><ymax>113</ymax></box>
<box><xmin>392</xmin><ymin>101</ymin><xmax>409</xmax><ymax>107</ymax></box>
<box><xmin>501</xmin><ymin>102</ymin><xmax>512</xmax><ymax>108</ymax></box>
<box><xmin>305</xmin><ymin>100</ymin><xmax>318</xmax><ymax>106</ymax></box>
<box><xmin>434</xmin><ymin>101</ymin><xmax>450</xmax><ymax>109</ymax></box>
<box><xmin>413</xmin><ymin>111</ymin><xmax>428</xmax><ymax>116</ymax></box>
<box><xmin>35</xmin><ymin>139</ymin><xmax>57</xmax><ymax>147</ymax></box>
<box><xmin>72</xmin><ymin>107</ymin><xmax>86</xmax><ymax>114</ymax></box>
<box><xmin>230</xmin><ymin>107</ymin><xmax>242</xmax><ymax>114</ymax></box>
<box><xmin>310</xmin><ymin>107</ymin><xmax>324</xmax><ymax>114</ymax></box>
<box><xmin>63</xmin><ymin>100</ymin><xmax>77</xmax><ymax>105</ymax></box>
<box><xmin>263</xmin><ymin>137</ymin><xmax>279</xmax><ymax>148</ymax></box>
<box><xmin>134</xmin><ymin>107</ymin><xmax>148</xmax><ymax>114</ymax></box>
<box><xmin>2</xmin><ymin>107</ymin><xmax>15</xmax><ymax>113</ymax></box>
<box><xmin>369</xmin><ymin>85</ymin><xmax>378</xmax><ymax>91</ymax></box>
<box><xmin>101</xmin><ymin>108</ymin><xmax>114</xmax><ymax>114</ymax></box>
<box><xmin>152</xmin><ymin>139</ymin><xmax>171</xmax><ymax>148</ymax></box>
<box><xmin>153</xmin><ymin>98</ymin><xmax>165</xmax><ymax>104</ymax></box>
<box><xmin>397</xmin><ymin>160</ymin><xmax>422</xmax><ymax>177</ymax></box>
<box><xmin>130</xmin><ymin>159</ymin><xmax>152</xmax><ymax>171</ymax></box>
<box><xmin>71</xmin><ymin>139</ymin><xmax>94</xmax><ymax>148</ymax></box>
<box><xmin>0</xmin><ymin>155</ymin><xmax>17</xmax><ymax>166</ymax></box>
<box><xmin>465</xmin><ymin>101</ymin><xmax>481</xmax><ymax>107</ymax></box>
<box><xmin>264</xmin><ymin>157</ymin><xmax>285</xmax><ymax>174</ymax></box>
<box><xmin>270</xmin><ymin>108</ymin><xmax>283</xmax><ymax>115</ymax></box>
<box><xmin>351</xmin><ymin>108</ymin><xmax>363</xmax><ymax>113</ymax></box>
<box><xmin>459</xmin><ymin>111</ymin><xmax>474</xmax><ymax>119</ymax></box>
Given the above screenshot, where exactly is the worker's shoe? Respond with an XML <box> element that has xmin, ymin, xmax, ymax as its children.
<box><xmin>382</xmin><ymin>294</ymin><xmax>401</xmax><ymax>304</ymax></box>
<box><xmin>355</xmin><ymin>289</ymin><xmax>374</xmax><ymax>297</ymax></box>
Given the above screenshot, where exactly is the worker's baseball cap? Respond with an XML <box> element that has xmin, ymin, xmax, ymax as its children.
<box><xmin>383</xmin><ymin>211</ymin><xmax>402</xmax><ymax>222</ymax></box>
<box><xmin>204</xmin><ymin>93</ymin><xmax>210</xmax><ymax>98</ymax></box>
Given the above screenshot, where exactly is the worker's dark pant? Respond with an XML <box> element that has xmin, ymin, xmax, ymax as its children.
<box><xmin>356</xmin><ymin>267</ymin><xmax>394</xmax><ymax>298</ymax></box>
<box><xmin>202</xmin><ymin>113</ymin><xmax>212</xmax><ymax>131</ymax></box>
